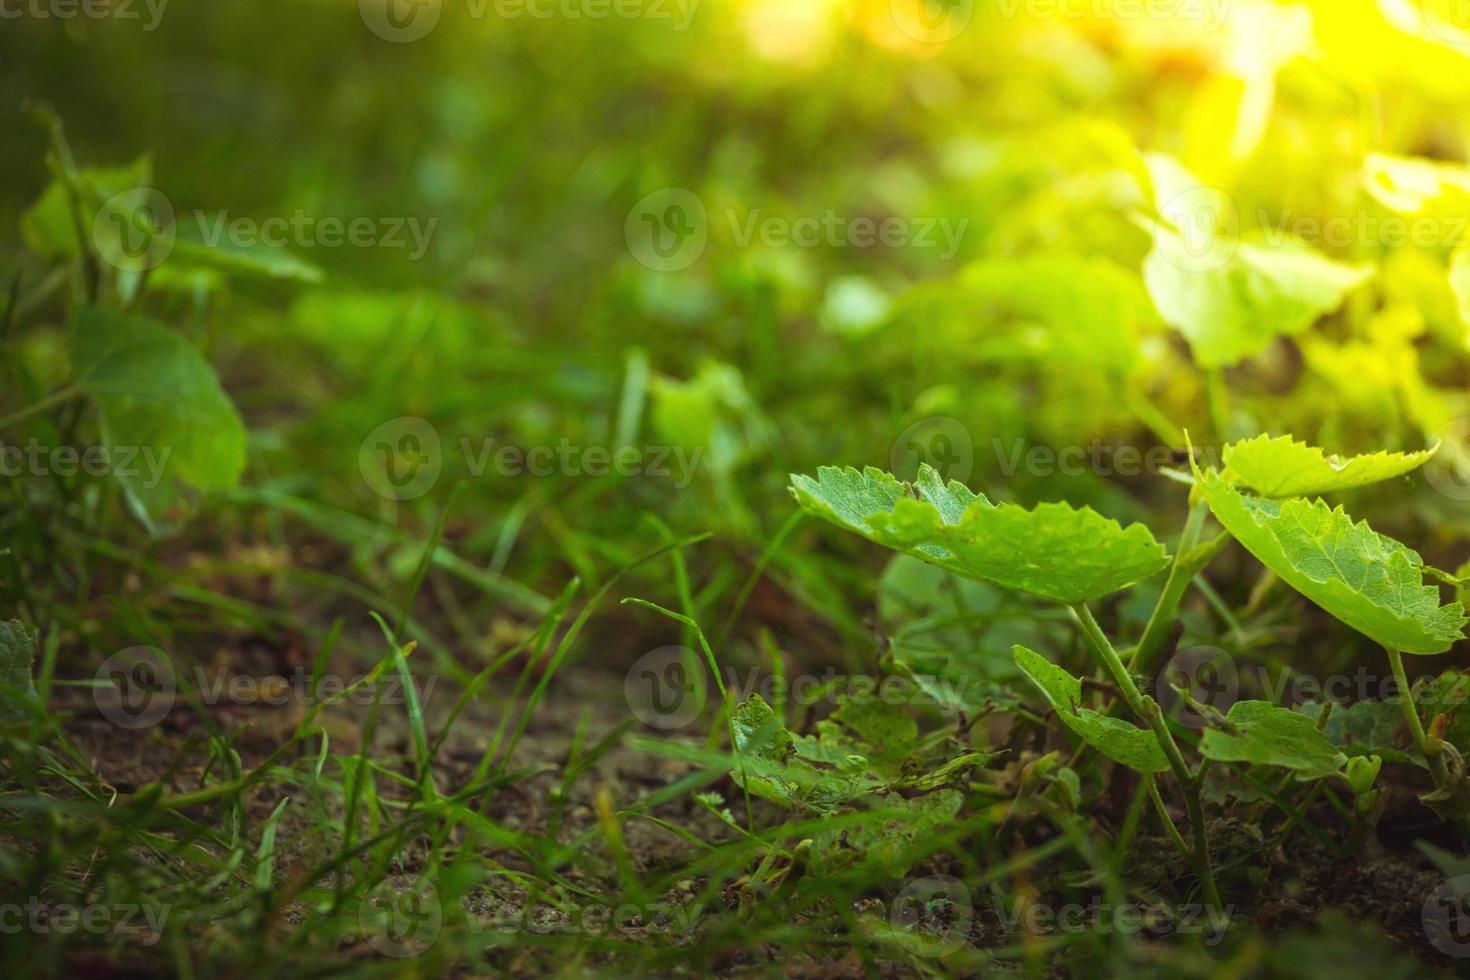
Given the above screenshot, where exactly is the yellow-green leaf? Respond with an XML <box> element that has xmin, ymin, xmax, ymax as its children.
<box><xmin>791</xmin><ymin>465</ymin><xmax>1168</xmax><ymax>604</ymax></box>
<box><xmin>1194</xmin><ymin>460</ymin><xmax>1467</xmax><ymax>654</ymax></box>
<box><xmin>1012</xmin><ymin>645</ymin><xmax>1168</xmax><ymax>774</ymax></box>
<box><xmin>1222</xmin><ymin>434</ymin><xmax>1437</xmax><ymax>497</ymax></box>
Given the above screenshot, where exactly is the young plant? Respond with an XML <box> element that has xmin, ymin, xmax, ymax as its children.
<box><xmin>790</xmin><ymin>436</ymin><xmax>1466</xmax><ymax>912</ymax></box>
<box><xmin>1189</xmin><ymin>436</ymin><xmax>1470</xmax><ymax>833</ymax></box>
<box><xmin>789</xmin><ymin>464</ymin><xmax>1222</xmax><ymax>911</ymax></box>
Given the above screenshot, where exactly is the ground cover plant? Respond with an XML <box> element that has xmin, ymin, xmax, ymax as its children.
<box><xmin>8</xmin><ymin>2</ymin><xmax>1470</xmax><ymax>977</ymax></box>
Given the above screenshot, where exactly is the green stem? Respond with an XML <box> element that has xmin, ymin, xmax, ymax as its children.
<box><xmin>1145</xmin><ymin>774</ymin><xmax>1190</xmax><ymax>861</ymax></box>
<box><xmin>1072</xmin><ymin>603</ymin><xmax>1222</xmax><ymax>913</ymax></box>
<box><xmin>0</xmin><ymin>385</ymin><xmax>83</xmax><ymax>430</ymax></box>
<box><xmin>1131</xmin><ymin>512</ymin><xmax>1227</xmax><ymax>674</ymax></box>
<box><xmin>1386</xmin><ymin>647</ymin><xmax>1470</xmax><ymax>840</ymax></box>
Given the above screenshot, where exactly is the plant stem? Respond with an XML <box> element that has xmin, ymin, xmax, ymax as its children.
<box><xmin>1145</xmin><ymin>774</ymin><xmax>1190</xmax><ymax>861</ymax></box>
<box><xmin>1131</xmin><ymin>515</ymin><xmax>1228</xmax><ymax>674</ymax></box>
<box><xmin>0</xmin><ymin>385</ymin><xmax>82</xmax><ymax>430</ymax></box>
<box><xmin>1071</xmin><ymin>603</ymin><xmax>1223</xmax><ymax>913</ymax></box>
<box><xmin>1386</xmin><ymin>647</ymin><xmax>1470</xmax><ymax>840</ymax></box>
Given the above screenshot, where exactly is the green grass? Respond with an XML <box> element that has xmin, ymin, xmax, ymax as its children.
<box><xmin>6</xmin><ymin>3</ymin><xmax>1470</xmax><ymax>977</ymax></box>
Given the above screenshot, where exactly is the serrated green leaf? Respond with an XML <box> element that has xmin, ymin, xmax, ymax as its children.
<box><xmin>1199</xmin><ymin>701</ymin><xmax>1344</xmax><ymax>779</ymax></box>
<box><xmin>731</xmin><ymin>694</ymin><xmax>985</xmax><ymax>813</ymax></box>
<box><xmin>791</xmin><ymin>465</ymin><xmax>1168</xmax><ymax>604</ymax></box>
<box><xmin>1301</xmin><ymin>699</ymin><xmax>1417</xmax><ymax>766</ymax></box>
<box><xmin>1222</xmin><ymin>434</ymin><xmax>1437</xmax><ymax>497</ymax></box>
<box><xmin>1194</xmin><ymin>461</ymin><xmax>1467</xmax><ymax>654</ymax></box>
<box><xmin>0</xmin><ymin>621</ymin><xmax>39</xmax><ymax>723</ymax></box>
<box><xmin>71</xmin><ymin>305</ymin><xmax>247</xmax><ymax>534</ymax></box>
<box><xmin>1141</xmin><ymin>155</ymin><xmax>1372</xmax><ymax>368</ymax></box>
<box><xmin>1012</xmin><ymin>645</ymin><xmax>1169</xmax><ymax>774</ymax></box>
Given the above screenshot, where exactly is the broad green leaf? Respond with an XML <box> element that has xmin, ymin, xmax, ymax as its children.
<box><xmin>1141</xmin><ymin>155</ymin><xmax>1372</xmax><ymax>368</ymax></box>
<box><xmin>1304</xmin><ymin>672</ymin><xmax>1470</xmax><ymax>768</ymax></box>
<box><xmin>1199</xmin><ymin>701</ymin><xmax>1345</xmax><ymax>779</ymax></box>
<box><xmin>1302</xmin><ymin>699</ymin><xmax>1416</xmax><ymax>766</ymax></box>
<box><xmin>812</xmin><ymin>789</ymin><xmax>963</xmax><ymax>877</ymax></box>
<box><xmin>794</xmin><ymin>698</ymin><xmax>989</xmax><ymax>792</ymax></box>
<box><xmin>791</xmin><ymin>465</ymin><xmax>1168</xmax><ymax>604</ymax></box>
<box><xmin>1012</xmin><ymin>645</ymin><xmax>1169</xmax><ymax>773</ymax></box>
<box><xmin>0</xmin><ymin>621</ymin><xmax>39</xmax><ymax>723</ymax></box>
<box><xmin>71</xmin><ymin>306</ymin><xmax>247</xmax><ymax>533</ymax></box>
<box><xmin>1194</xmin><ymin>462</ymin><xmax>1467</xmax><ymax>654</ymax></box>
<box><xmin>730</xmin><ymin>695</ymin><xmax>985</xmax><ymax>813</ymax></box>
<box><xmin>1222</xmin><ymin>434</ymin><xmax>1437</xmax><ymax>497</ymax></box>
